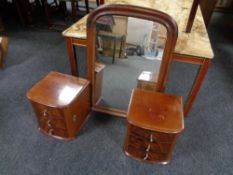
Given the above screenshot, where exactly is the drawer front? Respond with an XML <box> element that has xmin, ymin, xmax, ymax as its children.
<box><xmin>147</xmin><ymin>152</ymin><xmax>168</xmax><ymax>162</ymax></box>
<box><xmin>129</xmin><ymin>135</ymin><xmax>171</xmax><ymax>154</ymax></box>
<box><xmin>126</xmin><ymin>144</ymin><xmax>167</xmax><ymax>162</ymax></box>
<box><xmin>32</xmin><ymin>103</ymin><xmax>65</xmax><ymax>120</ymax></box>
<box><xmin>130</xmin><ymin>125</ymin><xmax>175</xmax><ymax>143</ymax></box>
<box><xmin>42</xmin><ymin>124</ymin><xmax>68</xmax><ymax>138</ymax></box>
<box><xmin>127</xmin><ymin>144</ymin><xmax>147</xmax><ymax>160</ymax></box>
<box><xmin>39</xmin><ymin>117</ymin><xmax>66</xmax><ymax>130</ymax></box>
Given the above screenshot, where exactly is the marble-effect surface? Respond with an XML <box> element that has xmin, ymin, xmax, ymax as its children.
<box><xmin>62</xmin><ymin>0</ymin><xmax>214</xmax><ymax>59</ymax></box>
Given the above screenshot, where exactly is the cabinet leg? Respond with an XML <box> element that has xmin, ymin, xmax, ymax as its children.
<box><xmin>112</xmin><ymin>38</ymin><xmax>116</xmax><ymax>63</ymax></box>
<box><xmin>184</xmin><ymin>59</ymin><xmax>211</xmax><ymax>117</ymax></box>
<box><xmin>66</xmin><ymin>37</ymin><xmax>78</xmax><ymax>76</ymax></box>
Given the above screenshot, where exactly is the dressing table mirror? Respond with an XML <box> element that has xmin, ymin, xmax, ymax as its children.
<box><xmin>86</xmin><ymin>4</ymin><xmax>178</xmax><ymax>117</ymax></box>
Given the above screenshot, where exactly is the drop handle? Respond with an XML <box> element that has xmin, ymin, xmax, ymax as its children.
<box><xmin>73</xmin><ymin>115</ymin><xmax>77</xmax><ymax>122</ymax></box>
<box><xmin>143</xmin><ymin>153</ymin><xmax>149</xmax><ymax>160</ymax></box>
<box><xmin>48</xmin><ymin>129</ymin><xmax>53</xmax><ymax>135</ymax></box>
<box><xmin>43</xmin><ymin>109</ymin><xmax>48</xmax><ymax>116</ymax></box>
<box><xmin>146</xmin><ymin>145</ymin><xmax>150</xmax><ymax>152</ymax></box>
<box><xmin>150</xmin><ymin>134</ymin><xmax>154</xmax><ymax>142</ymax></box>
<box><xmin>47</xmin><ymin>120</ymin><xmax>51</xmax><ymax>127</ymax></box>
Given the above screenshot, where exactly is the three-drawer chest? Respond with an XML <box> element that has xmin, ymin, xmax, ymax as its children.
<box><xmin>27</xmin><ymin>71</ymin><xmax>91</xmax><ymax>140</ymax></box>
<box><xmin>124</xmin><ymin>89</ymin><xmax>184</xmax><ymax>164</ymax></box>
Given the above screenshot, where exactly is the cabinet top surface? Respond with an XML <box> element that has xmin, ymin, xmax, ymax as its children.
<box><xmin>127</xmin><ymin>89</ymin><xmax>184</xmax><ymax>133</ymax></box>
<box><xmin>138</xmin><ymin>71</ymin><xmax>158</xmax><ymax>83</ymax></box>
<box><xmin>95</xmin><ymin>62</ymin><xmax>105</xmax><ymax>72</ymax></box>
<box><xmin>62</xmin><ymin>0</ymin><xmax>214</xmax><ymax>59</ymax></box>
<box><xmin>27</xmin><ymin>72</ymin><xmax>90</xmax><ymax>107</ymax></box>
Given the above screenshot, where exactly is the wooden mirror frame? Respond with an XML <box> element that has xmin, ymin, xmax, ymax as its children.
<box><xmin>86</xmin><ymin>4</ymin><xmax>178</xmax><ymax>117</ymax></box>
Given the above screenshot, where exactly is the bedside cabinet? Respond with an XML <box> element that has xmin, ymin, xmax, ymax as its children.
<box><xmin>124</xmin><ymin>89</ymin><xmax>184</xmax><ymax>164</ymax></box>
<box><xmin>27</xmin><ymin>71</ymin><xmax>91</xmax><ymax>140</ymax></box>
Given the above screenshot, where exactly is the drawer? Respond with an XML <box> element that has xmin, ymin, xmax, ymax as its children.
<box><xmin>130</xmin><ymin>125</ymin><xmax>175</xmax><ymax>143</ymax></box>
<box><xmin>39</xmin><ymin>118</ymin><xmax>66</xmax><ymax>130</ymax></box>
<box><xmin>42</xmin><ymin>125</ymin><xmax>68</xmax><ymax>138</ymax></box>
<box><xmin>33</xmin><ymin>103</ymin><xmax>64</xmax><ymax>120</ymax></box>
<box><xmin>127</xmin><ymin>144</ymin><xmax>147</xmax><ymax>160</ymax></box>
<box><xmin>127</xmin><ymin>144</ymin><xmax>167</xmax><ymax>162</ymax></box>
<box><xmin>128</xmin><ymin>135</ymin><xmax>171</xmax><ymax>154</ymax></box>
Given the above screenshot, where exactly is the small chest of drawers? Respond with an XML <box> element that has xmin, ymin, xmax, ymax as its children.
<box><xmin>27</xmin><ymin>71</ymin><xmax>91</xmax><ymax>140</ymax></box>
<box><xmin>124</xmin><ymin>89</ymin><xmax>184</xmax><ymax>164</ymax></box>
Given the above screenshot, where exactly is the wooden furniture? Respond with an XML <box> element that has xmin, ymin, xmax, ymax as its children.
<box><xmin>98</xmin><ymin>31</ymin><xmax>125</xmax><ymax>63</ymax></box>
<box><xmin>0</xmin><ymin>37</ymin><xmax>9</xmax><ymax>68</ymax></box>
<box><xmin>62</xmin><ymin>0</ymin><xmax>214</xmax><ymax>117</ymax></box>
<box><xmin>0</xmin><ymin>17</ymin><xmax>4</xmax><ymax>32</ymax></box>
<box><xmin>137</xmin><ymin>71</ymin><xmax>158</xmax><ymax>91</ymax></box>
<box><xmin>26</xmin><ymin>71</ymin><xmax>91</xmax><ymax>140</ymax></box>
<box><xmin>94</xmin><ymin>62</ymin><xmax>105</xmax><ymax>104</ymax></box>
<box><xmin>124</xmin><ymin>89</ymin><xmax>184</xmax><ymax>164</ymax></box>
<box><xmin>41</xmin><ymin>0</ymin><xmax>63</xmax><ymax>27</ymax></box>
<box><xmin>87</xmin><ymin>4</ymin><xmax>178</xmax><ymax>116</ymax></box>
<box><xmin>13</xmin><ymin>0</ymin><xmax>34</xmax><ymax>26</ymax></box>
<box><xmin>99</xmin><ymin>16</ymin><xmax>128</xmax><ymax>59</ymax></box>
<box><xmin>57</xmin><ymin>0</ymin><xmax>100</xmax><ymax>22</ymax></box>
<box><xmin>215</xmin><ymin>0</ymin><xmax>233</xmax><ymax>11</ymax></box>
<box><xmin>199</xmin><ymin>0</ymin><xmax>218</xmax><ymax>26</ymax></box>
<box><xmin>186</xmin><ymin>0</ymin><xmax>200</xmax><ymax>32</ymax></box>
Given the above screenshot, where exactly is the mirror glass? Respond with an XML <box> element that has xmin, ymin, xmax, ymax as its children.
<box><xmin>93</xmin><ymin>15</ymin><xmax>167</xmax><ymax>111</ymax></box>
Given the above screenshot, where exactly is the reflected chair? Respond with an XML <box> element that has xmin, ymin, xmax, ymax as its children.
<box><xmin>96</xmin><ymin>16</ymin><xmax>125</xmax><ymax>63</ymax></box>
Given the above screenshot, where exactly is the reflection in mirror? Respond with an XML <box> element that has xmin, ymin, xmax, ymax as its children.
<box><xmin>93</xmin><ymin>15</ymin><xmax>167</xmax><ymax>111</ymax></box>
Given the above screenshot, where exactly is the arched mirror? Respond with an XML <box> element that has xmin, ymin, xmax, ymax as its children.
<box><xmin>87</xmin><ymin>4</ymin><xmax>178</xmax><ymax>117</ymax></box>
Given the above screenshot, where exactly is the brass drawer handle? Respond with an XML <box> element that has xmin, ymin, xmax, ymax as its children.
<box><xmin>73</xmin><ymin>115</ymin><xmax>77</xmax><ymax>122</ymax></box>
<box><xmin>150</xmin><ymin>134</ymin><xmax>154</xmax><ymax>142</ymax></box>
<box><xmin>47</xmin><ymin>120</ymin><xmax>51</xmax><ymax>127</ymax></box>
<box><xmin>48</xmin><ymin>129</ymin><xmax>53</xmax><ymax>135</ymax></box>
<box><xmin>143</xmin><ymin>153</ymin><xmax>149</xmax><ymax>160</ymax></box>
<box><xmin>146</xmin><ymin>144</ymin><xmax>150</xmax><ymax>152</ymax></box>
<box><xmin>43</xmin><ymin>109</ymin><xmax>48</xmax><ymax>116</ymax></box>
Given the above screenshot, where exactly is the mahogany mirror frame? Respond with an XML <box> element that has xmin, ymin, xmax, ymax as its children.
<box><xmin>86</xmin><ymin>4</ymin><xmax>178</xmax><ymax>117</ymax></box>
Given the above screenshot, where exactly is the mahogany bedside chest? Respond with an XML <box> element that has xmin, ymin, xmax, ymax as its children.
<box><xmin>124</xmin><ymin>89</ymin><xmax>184</xmax><ymax>164</ymax></box>
<box><xmin>27</xmin><ymin>71</ymin><xmax>91</xmax><ymax>140</ymax></box>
